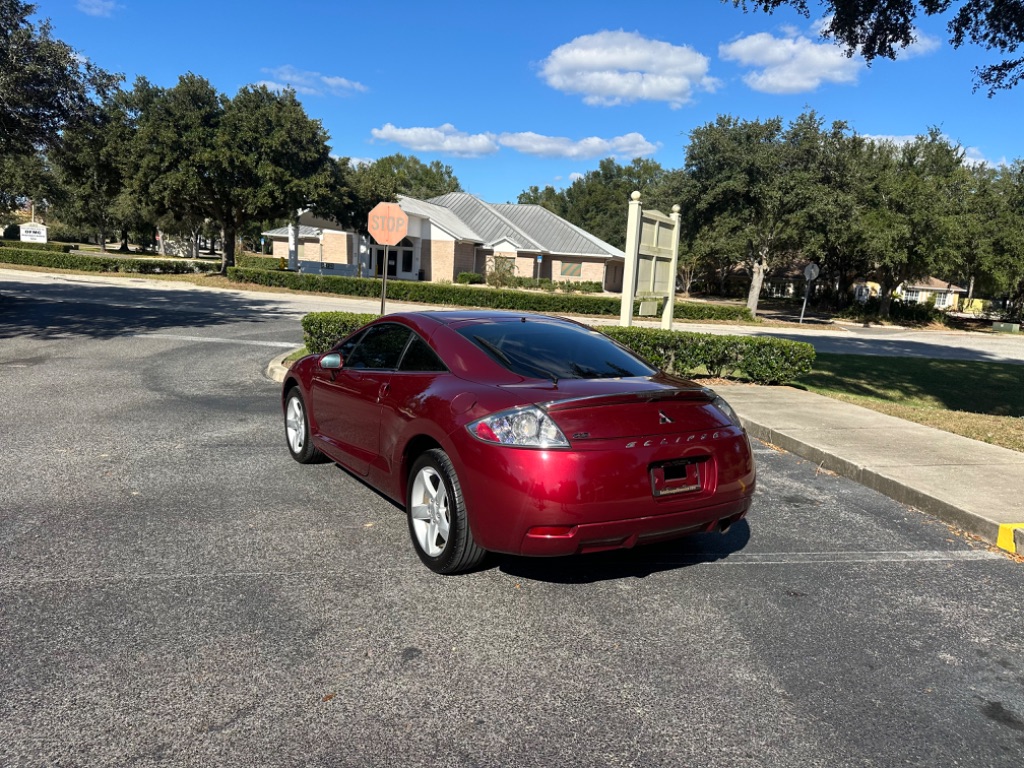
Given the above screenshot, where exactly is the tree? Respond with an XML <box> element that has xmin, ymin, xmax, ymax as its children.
<box><xmin>135</xmin><ymin>75</ymin><xmax>336</xmax><ymax>271</ymax></box>
<box><xmin>0</xmin><ymin>0</ymin><xmax>115</xmax><ymax>215</ymax></box>
<box><xmin>727</xmin><ymin>0</ymin><xmax>1024</xmax><ymax>93</ymax></box>
<box><xmin>856</xmin><ymin>130</ymin><xmax>965</xmax><ymax>316</ymax></box>
<box><xmin>50</xmin><ymin>79</ymin><xmax>132</xmax><ymax>251</ymax></box>
<box><xmin>685</xmin><ymin>113</ymin><xmax>825</xmax><ymax>315</ymax></box>
<box><xmin>987</xmin><ymin>162</ymin><xmax>1024</xmax><ymax>319</ymax></box>
<box><xmin>348</xmin><ymin>153</ymin><xmax>462</xmax><ymax>232</ymax></box>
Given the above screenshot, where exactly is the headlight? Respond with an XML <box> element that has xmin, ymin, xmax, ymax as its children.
<box><xmin>711</xmin><ymin>395</ymin><xmax>742</xmax><ymax>428</ymax></box>
<box><xmin>468</xmin><ymin>405</ymin><xmax>570</xmax><ymax>448</ymax></box>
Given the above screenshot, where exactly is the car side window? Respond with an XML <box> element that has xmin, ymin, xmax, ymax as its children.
<box><xmin>336</xmin><ymin>329</ymin><xmax>367</xmax><ymax>359</ymax></box>
<box><xmin>344</xmin><ymin>324</ymin><xmax>412</xmax><ymax>370</ymax></box>
<box><xmin>398</xmin><ymin>335</ymin><xmax>448</xmax><ymax>372</ymax></box>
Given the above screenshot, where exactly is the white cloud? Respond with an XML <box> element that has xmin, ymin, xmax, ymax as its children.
<box><xmin>719</xmin><ymin>29</ymin><xmax>862</xmax><ymax>93</ymax></box>
<box><xmin>861</xmin><ymin>133</ymin><xmax>917</xmax><ymax>147</ymax></box>
<box><xmin>259</xmin><ymin>66</ymin><xmax>367</xmax><ymax>97</ymax></box>
<box><xmin>497</xmin><ymin>131</ymin><xmax>658</xmax><ymax>159</ymax></box>
<box><xmin>77</xmin><ymin>0</ymin><xmax>117</xmax><ymax>16</ymax></box>
<box><xmin>541</xmin><ymin>30</ymin><xmax>719</xmax><ymax>108</ymax></box>
<box><xmin>569</xmin><ymin>173</ymin><xmax>584</xmax><ymax>181</ymax></box>
<box><xmin>370</xmin><ymin>124</ymin><xmax>500</xmax><ymax>157</ymax></box>
<box><xmin>370</xmin><ymin>124</ymin><xmax>660</xmax><ymax>160</ymax></box>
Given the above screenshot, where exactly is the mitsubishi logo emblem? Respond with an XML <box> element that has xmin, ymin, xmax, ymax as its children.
<box><xmin>659</xmin><ymin>410</ymin><xmax>673</xmax><ymax>425</ymax></box>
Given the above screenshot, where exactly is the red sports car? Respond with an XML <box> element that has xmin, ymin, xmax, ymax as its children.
<box><xmin>282</xmin><ymin>311</ymin><xmax>755</xmax><ymax>574</ymax></box>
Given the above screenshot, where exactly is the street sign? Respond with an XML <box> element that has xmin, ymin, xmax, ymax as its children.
<box><xmin>800</xmin><ymin>263</ymin><xmax>820</xmax><ymax>324</ymax></box>
<box><xmin>367</xmin><ymin>202</ymin><xmax>408</xmax><ymax>246</ymax></box>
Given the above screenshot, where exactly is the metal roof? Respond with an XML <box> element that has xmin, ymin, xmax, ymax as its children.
<box><xmin>425</xmin><ymin>193</ymin><xmax>623</xmax><ymax>259</ymax></box>
<box><xmin>493</xmin><ymin>203</ymin><xmax>624</xmax><ymax>259</ymax></box>
<box><xmin>397</xmin><ymin>196</ymin><xmax>482</xmax><ymax>242</ymax></box>
<box><xmin>261</xmin><ymin>225</ymin><xmax>323</xmax><ymax>239</ymax></box>
<box><xmin>426</xmin><ymin>193</ymin><xmax>543</xmax><ymax>251</ymax></box>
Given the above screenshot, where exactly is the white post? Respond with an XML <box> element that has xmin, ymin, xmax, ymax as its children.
<box><xmin>287</xmin><ymin>211</ymin><xmax>299</xmax><ymax>271</ymax></box>
<box><xmin>619</xmin><ymin>191</ymin><xmax>643</xmax><ymax>327</ymax></box>
<box><xmin>661</xmin><ymin>204</ymin><xmax>682</xmax><ymax>330</ymax></box>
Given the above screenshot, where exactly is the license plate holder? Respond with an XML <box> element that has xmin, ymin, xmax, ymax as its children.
<box><xmin>650</xmin><ymin>458</ymin><xmax>703</xmax><ymax>497</ymax></box>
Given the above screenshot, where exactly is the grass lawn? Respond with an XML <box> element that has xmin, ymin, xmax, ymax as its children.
<box><xmin>796</xmin><ymin>353</ymin><xmax>1024</xmax><ymax>453</ymax></box>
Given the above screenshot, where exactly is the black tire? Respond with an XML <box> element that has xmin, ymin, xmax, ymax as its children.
<box><xmin>406</xmin><ymin>449</ymin><xmax>486</xmax><ymax>574</ymax></box>
<box><xmin>284</xmin><ymin>387</ymin><xmax>326</xmax><ymax>464</ymax></box>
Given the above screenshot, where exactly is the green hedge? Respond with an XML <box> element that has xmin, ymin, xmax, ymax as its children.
<box><xmin>601</xmin><ymin>326</ymin><xmax>815</xmax><ymax>384</ymax></box>
<box><xmin>227</xmin><ymin>267</ymin><xmax>753</xmax><ymax>322</ymax></box>
<box><xmin>0</xmin><ymin>247</ymin><xmax>220</xmax><ymax>274</ymax></box>
<box><xmin>0</xmin><ymin>240</ymin><xmax>73</xmax><ymax>253</ymax></box>
<box><xmin>298</xmin><ymin>312</ymin><xmax>814</xmax><ymax>384</ymax></box>
<box><xmin>302</xmin><ymin>311</ymin><xmax>379</xmax><ymax>353</ymax></box>
<box><xmin>236</xmin><ymin>252</ymin><xmax>284</xmax><ymax>270</ymax></box>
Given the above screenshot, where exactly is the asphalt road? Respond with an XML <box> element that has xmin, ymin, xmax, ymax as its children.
<box><xmin>1</xmin><ymin>272</ymin><xmax>1023</xmax><ymax>767</ymax></box>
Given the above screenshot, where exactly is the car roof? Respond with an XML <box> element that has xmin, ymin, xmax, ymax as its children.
<box><xmin>395</xmin><ymin>309</ymin><xmax>579</xmax><ymax>328</ymax></box>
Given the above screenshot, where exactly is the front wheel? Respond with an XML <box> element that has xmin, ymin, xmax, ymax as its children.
<box><xmin>407</xmin><ymin>449</ymin><xmax>485</xmax><ymax>574</ymax></box>
<box><xmin>284</xmin><ymin>387</ymin><xmax>325</xmax><ymax>464</ymax></box>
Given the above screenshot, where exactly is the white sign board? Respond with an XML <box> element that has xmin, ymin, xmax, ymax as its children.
<box><xmin>20</xmin><ymin>223</ymin><xmax>47</xmax><ymax>244</ymax></box>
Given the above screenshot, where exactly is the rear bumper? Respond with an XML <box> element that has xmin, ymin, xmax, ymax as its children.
<box><xmin>517</xmin><ymin>496</ymin><xmax>752</xmax><ymax>557</ymax></box>
<box><xmin>453</xmin><ymin>427</ymin><xmax>756</xmax><ymax>556</ymax></box>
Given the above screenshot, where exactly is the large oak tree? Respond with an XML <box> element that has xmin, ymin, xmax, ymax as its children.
<box><xmin>135</xmin><ymin>75</ymin><xmax>336</xmax><ymax>272</ymax></box>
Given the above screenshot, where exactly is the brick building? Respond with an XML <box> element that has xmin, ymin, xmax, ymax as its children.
<box><xmin>262</xmin><ymin>193</ymin><xmax>625</xmax><ymax>290</ymax></box>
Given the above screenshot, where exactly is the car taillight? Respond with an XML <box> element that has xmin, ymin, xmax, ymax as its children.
<box><xmin>468</xmin><ymin>405</ymin><xmax>570</xmax><ymax>449</ymax></box>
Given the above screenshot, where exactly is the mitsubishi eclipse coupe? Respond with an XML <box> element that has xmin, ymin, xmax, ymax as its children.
<box><xmin>282</xmin><ymin>311</ymin><xmax>756</xmax><ymax>574</ymax></box>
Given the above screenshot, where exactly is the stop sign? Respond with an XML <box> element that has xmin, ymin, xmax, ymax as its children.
<box><xmin>367</xmin><ymin>202</ymin><xmax>408</xmax><ymax>246</ymax></box>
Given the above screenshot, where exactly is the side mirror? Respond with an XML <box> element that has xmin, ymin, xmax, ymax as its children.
<box><xmin>319</xmin><ymin>353</ymin><xmax>343</xmax><ymax>370</ymax></box>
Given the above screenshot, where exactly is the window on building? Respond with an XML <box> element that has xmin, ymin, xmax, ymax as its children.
<box><xmin>904</xmin><ymin>289</ymin><xmax>920</xmax><ymax>303</ymax></box>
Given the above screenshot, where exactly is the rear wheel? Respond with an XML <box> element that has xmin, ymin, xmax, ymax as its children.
<box><xmin>284</xmin><ymin>387</ymin><xmax>325</xmax><ymax>464</ymax></box>
<box><xmin>407</xmin><ymin>449</ymin><xmax>485</xmax><ymax>574</ymax></box>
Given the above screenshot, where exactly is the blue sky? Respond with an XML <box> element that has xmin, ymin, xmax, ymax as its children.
<box><xmin>41</xmin><ymin>0</ymin><xmax>1022</xmax><ymax>203</ymax></box>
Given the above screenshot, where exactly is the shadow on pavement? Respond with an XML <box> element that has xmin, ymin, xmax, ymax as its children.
<box><xmin>0</xmin><ymin>280</ymin><xmax>296</xmax><ymax>341</ymax></box>
<box><xmin>493</xmin><ymin>520</ymin><xmax>751</xmax><ymax>583</ymax></box>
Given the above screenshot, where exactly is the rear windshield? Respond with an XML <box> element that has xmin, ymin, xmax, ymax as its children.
<box><xmin>457</xmin><ymin>320</ymin><xmax>656</xmax><ymax>381</ymax></box>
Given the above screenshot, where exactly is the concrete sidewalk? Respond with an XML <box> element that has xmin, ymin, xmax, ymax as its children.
<box><xmin>722</xmin><ymin>385</ymin><xmax>1024</xmax><ymax>556</ymax></box>
<box><xmin>267</xmin><ymin>352</ymin><xmax>1024</xmax><ymax>557</ymax></box>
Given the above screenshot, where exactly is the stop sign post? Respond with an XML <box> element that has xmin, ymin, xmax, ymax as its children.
<box><xmin>368</xmin><ymin>203</ymin><xmax>409</xmax><ymax>315</ymax></box>
<box><xmin>800</xmin><ymin>262</ymin><xmax>820</xmax><ymax>324</ymax></box>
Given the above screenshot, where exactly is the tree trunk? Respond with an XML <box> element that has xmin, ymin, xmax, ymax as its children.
<box><xmin>118</xmin><ymin>227</ymin><xmax>130</xmax><ymax>253</ymax></box>
<box><xmin>99</xmin><ymin>228</ymin><xmax>107</xmax><ymax>253</ymax></box>
<box><xmin>745</xmin><ymin>245</ymin><xmax>768</xmax><ymax>317</ymax></box>
<box><xmin>220</xmin><ymin>225</ymin><xmax>236</xmax><ymax>274</ymax></box>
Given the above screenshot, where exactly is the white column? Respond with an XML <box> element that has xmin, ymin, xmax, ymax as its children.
<box><xmin>619</xmin><ymin>191</ymin><xmax>643</xmax><ymax>327</ymax></box>
<box><xmin>661</xmin><ymin>204</ymin><xmax>682</xmax><ymax>330</ymax></box>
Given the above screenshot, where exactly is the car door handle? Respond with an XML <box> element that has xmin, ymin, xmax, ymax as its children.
<box><xmin>377</xmin><ymin>383</ymin><xmax>390</xmax><ymax>402</ymax></box>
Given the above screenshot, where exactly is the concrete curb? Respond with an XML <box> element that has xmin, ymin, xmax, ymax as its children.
<box><xmin>266</xmin><ymin>350</ymin><xmax>297</xmax><ymax>384</ymax></box>
<box><xmin>740</xmin><ymin>421</ymin><xmax>1019</xmax><ymax>552</ymax></box>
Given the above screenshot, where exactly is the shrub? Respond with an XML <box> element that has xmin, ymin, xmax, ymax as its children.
<box><xmin>457</xmin><ymin>272</ymin><xmax>484</xmax><ymax>285</ymax></box>
<box><xmin>235</xmin><ymin>252</ymin><xmax>284</xmax><ymax>270</ymax></box>
<box><xmin>602</xmin><ymin>326</ymin><xmax>814</xmax><ymax>384</ymax></box>
<box><xmin>737</xmin><ymin>337</ymin><xmax>816</xmax><ymax>384</ymax></box>
<box><xmin>226</xmin><ymin>267</ymin><xmax>754</xmax><ymax>322</ymax></box>
<box><xmin>0</xmin><ymin>247</ymin><xmax>220</xmax><ymax>274</ymax></box>
<box><xmin>302</xmin><ymin>311</ymin><xmax>378</xmax><ymax>353</ymax></box>
<box><xmin>0</xmin><ymin>240</ymin><xmax>73</xmax><ymax>253</ymax></box>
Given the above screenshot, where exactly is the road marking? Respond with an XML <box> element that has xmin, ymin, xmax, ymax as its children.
<box><xmin>134</xmin><ymin>333</ymin><xmax>297</xmax><ymax>348</ymax></box>
<box><xmin>656</xmin><ymin>549</ymin><xmax>1001</xmax><ymax>566</ymax></box>
<box><xmin>0</xmin><ymin>550</ymin><xmax>1003</xmax><ymax>585</ymax></box>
